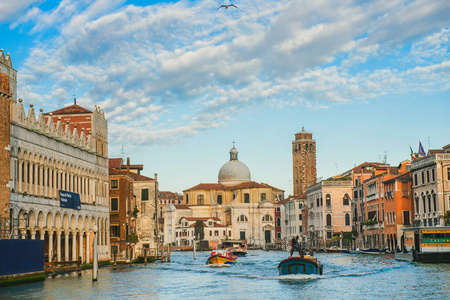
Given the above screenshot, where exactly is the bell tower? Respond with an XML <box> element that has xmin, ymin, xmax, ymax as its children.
<box><xmin>292</xmin><ymin>127</ymin><xmax>316</xmax><ymax>196</ymax></box>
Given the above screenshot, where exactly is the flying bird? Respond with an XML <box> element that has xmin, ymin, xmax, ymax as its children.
<box><xmin>217</xmin><ymin>4</ymin><xmax>238</xmax><ymax>10</ymax></box>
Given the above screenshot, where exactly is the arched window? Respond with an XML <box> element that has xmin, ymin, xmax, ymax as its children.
<box><xmin>237</xmin><ymin>215</ymin><xmax>248</xmax><ymax>222</ymax></box>
<box><xmin>343</xmin><ymin>194</ymin><xmax>349</xmax><ymax>205</ymax></box>
<box><xmin>276</xmin><ymin>218</ymin><xmax>281</xmax><ymax>227</ymax></box>
<box><xmin>186</xmin><ymin>194</ymin><xmax>189</xmax><ymax>204</ymax></box>
<box><xmin>345</xmin><ymin>213</ymin><xmax>350</xmax><ymax>226</ymax></box>
<box><xmin>422</xmin><ymin>194</ymin><xmax>426</xmax><ymax>213</ymax></box>
<box><xmin>217</xmin><ymin>195</ymin><xmax>222</xmax><ymax>205</ymax></box>
<box><xmin>294</xmin><ymin>145</ymin><xmax>297</xmax><ymax>152</ymax></box>
<box><xmin>310</xmin><ymin>144</ymin><xmax>312</xmax><ymax>151</ymax></box>
<box><xmin>432</xmin><ymin>191</ymin><xmax>437</xmax><ymax>211</ymax></box>
<box><xmin>305</xmin><ymin>144</ymin><xmax>308</xmax><ymax>151</ymax></box>
<box><xmin>262</xmin><ymin>215</ymin><xmax>273</xmax><ymax>222</ymax></box>
<box><xmin>326</xmin><ymin>214</ymin><xmax>332</xmax><ymax>226</ymax></box>
<box><xmin>326</xmin><ymin>194</ymin><xmax>331</xmax><ymax>206</ymax></box>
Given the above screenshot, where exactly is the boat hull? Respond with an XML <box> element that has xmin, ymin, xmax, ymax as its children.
<box><xmin>278</xmin><ymin>257</ymin><xmax>323</xmax><ymax>276</ymax></box>
<box><xmin>206</xmin><ymin>251</ymin><xmax>237</xmax><ymax>266</ymax></box>
<box><xmin>360</xmin><ymin>248</ymin><xmax>385</xmax><ymax>255</ymax></box>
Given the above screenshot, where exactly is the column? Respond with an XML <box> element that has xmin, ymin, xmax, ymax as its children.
<box><xmin>79</xmin><ymin>231</ymin><xmax>84</xmax><ymax>262</ymax></box>
<box><xmin>56</xmin><ymin>229</ymin><xmax>62</xmax><ymax>262</ymax></box>
<box><xmin>44</xmin><ymin>166</ymin><xmax>48</xmax><ymax>197</ymax></box>
<box><xmin>86</xmin><ymin>231</ymin><xmax>90</xmax><ymax>263</ymax></box>
<box><xmin>64</xmin><ymin>231</ymin><xmax>70</xmax><ymax>261</ymax></box>
<box><xmin>18</xmin><ymin>159</ymin><xmax>23</xmax><ymax>193</ymax></box>
<box><xmin>72</xmin><ymin>231</ymin><xmax>77</xmax><ymax>261</ymax></box>
<box><xmin>48</xmin><ymin>230</ymin><xmax>54</xmax><ymax>262</ymax></box>
<box><xmin>40</xmin><ymin>229</ymin><xmax>45</xmax><ymax>240</ymax></box>
<box><xmin>20</xmin><ymin>230</ymin><xmax>26</xmax><ymax>239</ymax></box>
<box><xmin>24</xmin><ymin>160</ymin><xmax>28</xmax><ymax>193</ymax></box>
<box><xmin>30</xmin><ymin>228</ymin><xmax>36</xmax><ymax>240</ymax></box>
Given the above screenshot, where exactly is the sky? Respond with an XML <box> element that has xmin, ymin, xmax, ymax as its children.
<box><xmin>1</xmin><ymin>0</ymin><xmax>449</xmax><ymax>195</ymax></box>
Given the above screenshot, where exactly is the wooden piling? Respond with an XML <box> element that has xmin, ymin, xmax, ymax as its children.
<box><xmin>144</xmin><ymin>249</ymin><xmax>148</xmax><ymax>265</ymax></box>
<box><xmin>130</xmin><ymin>249</ymin><xmax>133</xmax><ymax>266</ymax></box>
<box><xmin>167</xmin><ymin>244</ymin><xmax>171</xmax><ymax>262</ymax></box>
<box><xmin>113</xmin><ymin>252</ymin><xmax>117</xmax><ymax>269</ymax></box>
<box><xmin>78</xmin><ymin>256</ymin><xmax>82</xmax><ymax>276</ymax></box>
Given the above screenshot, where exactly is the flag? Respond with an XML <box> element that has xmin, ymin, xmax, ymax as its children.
<box><xmin>418</xmin><ymin>141</ymin><xmax>426</xmax><ymax>157</ymax></box>
<box><xmin>409</xmin><ymin>145</ymin><xmax>417</xmax><ymax>161</ymax></box>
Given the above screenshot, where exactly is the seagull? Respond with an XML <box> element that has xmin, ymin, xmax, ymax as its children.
<box><xmin>217</xmin><ymin>4</ymin><xmax>238</xmax><ymax>10</ymax></box>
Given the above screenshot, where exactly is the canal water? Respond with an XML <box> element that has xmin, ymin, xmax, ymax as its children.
<box><xmin>2</xmin><ymin>250</ymin><xmax>449</xmax><ymax>299</ymax></box>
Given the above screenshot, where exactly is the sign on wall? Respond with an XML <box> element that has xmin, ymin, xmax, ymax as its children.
<box><xmin>59</xmin><ymin>190</ymin><xmax>81</xmax><ymax>210</ymax></box>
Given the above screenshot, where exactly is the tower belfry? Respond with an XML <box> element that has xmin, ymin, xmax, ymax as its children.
<box><xmin>292</xmin><ymin>127</ymin><xmax>317</xmax><ymax>196</ymax></box>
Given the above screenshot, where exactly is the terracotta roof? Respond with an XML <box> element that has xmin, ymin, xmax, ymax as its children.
<box><xmin>428</xmin><ymin>149</ymin><xmax>444</xmax><ymax>155</ymax></box>
<box><xmin>130</xmin><ymin>164</ymin><xmax>144</xmax><ymax>170</ymax></box>
<box><xmin>351</xmin><ymin>162</ymin><xmax>389</xmax><ymax>173</ymax></box>
<box><xmin>182</xmin><ymin>217</ymin><xmax>221</xmax><ymax>222</ymax></box>
<box><xmin>184</xmin><ymin>181</ymin><xmax>284</xmax><ymax>192</ymax></box>
<box><xmin>127</xmin><ymin>172</ymin><xmax>155</xmax><ymax>181</ymax></box>
<box><xmin>109</xmin><ymin>158</ymin><xmax>123</xmax><ymax>169</ymax></box>
<box><xmin>184</xmin><ymin>183</ymin><xmax>225</xmax><ymax>191</ymax></box>
<box><xmin>213</xmin><ymin>223</ymin><xmax>229</xmax><ymax>228</ymax></box>
<box><xmin>174</xmin><ymin>205</ymin><xmax>190</xmax><ymax>209</ymax></box>
<box><xmin>48</xmin><ymin>104</ymin><xmax>92</xmax><ymax>115</ymax></box>
<box><xmin>383</xmin><ymin>172</ymin><xmax>411</xmax><ymax>183</ymax></box>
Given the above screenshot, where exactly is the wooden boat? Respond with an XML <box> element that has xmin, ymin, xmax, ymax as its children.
<box><xmin>219</xmin><ymin>240</ymin><xmax>248</xmax><ymax>256</ymax></box>
<box><xmin>206</xmin><ymin>250</ymin><xmax>237</xmax><ymax>266</ymax></box>
<box><xmin>278</xmin><ymin>255</ymin><xmax>323</xmax><ymax>275</ymax></box>
<box><xmin>324</xmin><ymin>247</ymin><xmax>339</xmax><ymax>253</ymax></box>
<box><xmin>360</xmin><ymin>248</ymin><xmax>386</xmax><ymax>255</ymax></box>
<box><xmin>348</xmin><ymin>248</ymin><xmax>361</xmax><ymax>254</ymax></box>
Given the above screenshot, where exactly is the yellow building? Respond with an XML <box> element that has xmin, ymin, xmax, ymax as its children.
<box><xmin>164</xmin><ymin>146</ymin><xmax>284</xmax><ymax>248</ymax></box>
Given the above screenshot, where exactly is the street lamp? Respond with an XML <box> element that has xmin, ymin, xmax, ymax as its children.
<box><xmin>92</xmin><ymin>224</ymin><xmax>98</xmax><ymax>281</ymax></box>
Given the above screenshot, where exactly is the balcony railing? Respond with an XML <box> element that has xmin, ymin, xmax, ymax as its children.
<box><xmin>401</xmin><ymin>190</ymin><xmax>410</xmax><ymax>197</ymax></box>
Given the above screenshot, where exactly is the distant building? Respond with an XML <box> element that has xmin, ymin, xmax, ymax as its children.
<box><xmin>282</xmin><ymin>196</ymin><xmax>307</xmax><ymax>247</ymax></box>
<box><xmin>307</xmin><ymin>176</ymin><xmax>353</xmax><ymax>248</ymax></box>
<box><xmin>292</xmin><ymin>128</ymin><xmax>316</xmax><ymax>197</ymax></box>
<box><xmin>175</xmin><ymin>217</ymin><xmax>231</xmax><ymax>247</ymax></box>
<box><xmin>109</xmin><ymin>157</ymin><xmax>159</xmax><ymax>257</ymax></box>
<box><xmin>164</xmin><ymin>146</ymin><xmax>284</xmax><ymax>248</ymax></box>
<box><xmin>411</xmin><ymin>144</ymin><xmax>450</xmax><ymax>227</ymax></box>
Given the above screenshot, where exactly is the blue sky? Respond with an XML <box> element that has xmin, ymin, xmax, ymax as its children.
<box><xmin>1</xmin><ymin>0</ymin><xmax>449</xmax><ymax>195</ymax></box>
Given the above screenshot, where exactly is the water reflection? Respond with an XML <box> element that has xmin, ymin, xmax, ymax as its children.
<box><xmin>1</xmin><ymin>251</ymin><xmax>449</xmax><ymax>299</ymax></box>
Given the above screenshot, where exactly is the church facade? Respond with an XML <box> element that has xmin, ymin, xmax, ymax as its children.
<box><xmin>164</xmin><ymin>147</ymin><xmax>284</xmax><ymax>248</ymax></box>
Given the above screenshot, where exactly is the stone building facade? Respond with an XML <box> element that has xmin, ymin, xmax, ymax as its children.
<box><xmin>164</xmin><ymin>147</ymin><xmax>284</xmax><ymax>248</ymax></box>
<box><xmin>411</xmin><ymin>144</ymin><xmax>450</xmax><ymax>227</ymax></box>
<box><xmin>292</xmin><ymin>128</ymin><xmax>316</xmax><ymax>197</ymax></box>
<box><xmin>1</xmin><ymin>51</ymin><xmax>110</xmax><ymax>263</ymax></box>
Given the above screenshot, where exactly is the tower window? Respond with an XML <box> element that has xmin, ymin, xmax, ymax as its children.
<box><xmin>217</xmin><ymin>195</ymin><xmax>222</xmax><ymax>204</ymax></box>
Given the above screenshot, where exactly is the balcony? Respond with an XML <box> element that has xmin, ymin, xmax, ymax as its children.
<box><xmin>325</xmin><ymin>205</ymin><xmax>332</xmax><ymax>211</ymax></box>
<box><xmin>401</xmin><ymin>190</ymin><xmax>410</xmax><ymax>197</ymax></box>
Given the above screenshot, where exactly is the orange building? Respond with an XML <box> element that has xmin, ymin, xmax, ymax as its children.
<box><xmin>382</xmin><ymin>161</ymin><xmax>412</xmax><ymax>252</ymax></box>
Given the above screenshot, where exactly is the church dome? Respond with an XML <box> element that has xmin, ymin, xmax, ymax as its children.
<box><xmin>218</xmin><ymin>147</ymin><xmax>251</xmax><ymax>186</ymax></box>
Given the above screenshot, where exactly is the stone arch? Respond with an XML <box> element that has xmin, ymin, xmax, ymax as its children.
<box><xmin>63</xmin><ymin>214</ymin><xmax>70</xmax><ymax>230</ymax></box>
<box><xmin>28</xmin><ymin>210</ymin><xmax>37</xmax><ymax>229</ymax></box>
<box><xmin>54</xmin><ymin>212</ymin><xmax>62</xmax><ymax>230</ymax></box>
<box><xmin>37</xmin><ymin>211</ymin><xmax>46</xmax><ymax>228</ymax></box>
<box><xmin>46</xmin><ymin>211</ymin><xmax>54</xmax><ymax>229</ymax></box>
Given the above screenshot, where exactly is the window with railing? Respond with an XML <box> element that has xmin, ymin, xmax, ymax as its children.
<box><xmin>343</xmin><ymin>194</ymin><xmax>349</xmax><ymax>205</ymax></box>
<box><xmin>110</xmin><ymin>198</ymin><xmax>119</xmax><ymax>212</ymax></box>
<box><xmin>326</xmin><ymin>194</ymin><xmax>331</xmax><ymax>206</ymax></box>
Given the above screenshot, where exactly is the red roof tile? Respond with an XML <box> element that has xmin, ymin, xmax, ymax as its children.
<box><xmin>109</xmin><ymin>158</ymin><xmax>123</xmax><ymax>169</ymax></box>
<box><xmin>48</xmin><ymin>104</ymin><xmax>92</xmax><ymax>115</ymax></box>
<box><xmin>174</xmin><ymin>205</ymin><xmax>190</xmax><ymax>209</ymax></box>
<box><xmin>184</xmin><ymin>181</ymin><xmax>284</xmax><ymax>192</ymax></box>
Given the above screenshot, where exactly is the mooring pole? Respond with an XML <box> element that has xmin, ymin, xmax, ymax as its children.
<box><xmin>167</xmin><ymin>244</ymin><xmax>171</xmax><ymax>262</ymax></box>
<box><xmin>144</xmin><ymin>249</ymin><xmax>147</xmax><ymax>265</ymax></box>
<box><xmin>113</xmin><ymin>251</ymin><xmax>117</xmax><ymax>269</ymax></box>
<box><xmin>193</xmin><ymin>240</ymin><xmax>196</xmax><ymax>260</ymax></box>
<box><xmin>92</xmin><ymin>224</ymin><xmax>98</xmax><ymax>281</ymax></box>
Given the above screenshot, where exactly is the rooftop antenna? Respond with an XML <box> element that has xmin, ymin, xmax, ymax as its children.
<box><xmin>335</xmin><ymin>163</ymin><xmax>338</xmax><ymax>174</ymax></box>
<box><xmin>73</xmin><ymin>77</ymin><xmax>77</xmax><ymax>105</ymax></box>
<box><xmin>232</xmin><ymin>140</ymin><xmax>235</xmax><ymax>147</ymax></box>
<box><xmin>122</xmin><ymin>145</ymin><xmax>124</xmax><ymax>162</ymax></box>
<box><xmin>384</xmin><ymin>151</ymin><xmax>387</xmax><ymax>166</ymax></box>
<box><xmin>428</xmin><ymin>136</ymin><xmax>431</xmax><ymax>149</ymax></box>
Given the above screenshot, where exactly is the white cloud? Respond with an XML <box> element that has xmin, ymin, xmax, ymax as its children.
<box><xmin>13</xmin><ymin>0</ymin><xmax>450</xmax><ymax>148</ymax></box>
